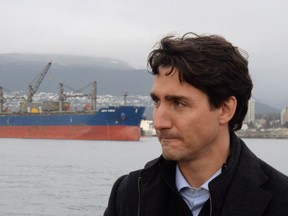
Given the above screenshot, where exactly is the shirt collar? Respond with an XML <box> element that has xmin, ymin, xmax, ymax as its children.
<box><xmin>175</xmin><ymin>164</ymin><xmax>222</xmax><ymax>192</ymax></box>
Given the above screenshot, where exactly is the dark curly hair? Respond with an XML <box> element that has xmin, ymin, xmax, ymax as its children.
<box><xmin>147</xmin><ymin>33</ymin><xmax>253</xmax><ymax>131</ymax></box>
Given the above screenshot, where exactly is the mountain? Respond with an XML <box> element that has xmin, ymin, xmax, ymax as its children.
<box><xmin>0</xmin><ymin>53</ymin><xmax>153</xmax><ymax>96</ymax></box>
<box><xmin>255</xmin><ymin>101</ymin><xmax>281</xmax><ymax>116</ymax></box>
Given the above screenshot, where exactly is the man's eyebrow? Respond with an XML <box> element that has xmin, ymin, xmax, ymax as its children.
<box><xmin>150</xmin><ymin>92</ymin><xmax>188</xmax><ymax>101</ymax></box>
<box><xmin>150</xmin><ymin>92</ymin><xmax>158</xmax><ymax>99</ymax></box>
<box><xmin>165</xmin><ymin>95</ymin><xmax>188</xmax><ymax>101</ymax></box>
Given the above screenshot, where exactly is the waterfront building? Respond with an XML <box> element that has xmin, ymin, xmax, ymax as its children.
<box><xmin>244</xmin><ymin>98</ymin><xmax>255</xmax><ymax>124</ymax></box>
<box><xmin>281</xmin><ymin>107</ymin><xmax>288</xmax><ymax>125</ymax></box>
<box><xmin>140</xmin><ymin>120</ymin><xmax>156</xmax><ymax>136</ymax></box>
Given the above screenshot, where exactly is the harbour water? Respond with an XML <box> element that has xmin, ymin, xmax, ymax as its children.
<box><xmin>0</xmin><ymin>137</ymin><xmax>287</xmax><ymax>216</ymax></box>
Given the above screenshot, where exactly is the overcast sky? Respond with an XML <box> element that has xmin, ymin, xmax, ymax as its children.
<box><xmin>1</xmin><ymin>0</ymin><xmax>287</xmax><ymax>108</ymax></box>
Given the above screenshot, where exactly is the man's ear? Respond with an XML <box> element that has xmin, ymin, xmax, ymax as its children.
<box><xmin>219</xmin><ymin>96</ymin><xmax>237</xmax><ymax>125</ymax></box>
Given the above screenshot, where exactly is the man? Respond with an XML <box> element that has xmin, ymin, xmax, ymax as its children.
<box><xmin>104</xmin><ymin>33</ymin><xmax>288</xmax><ymax>216</ymax></box>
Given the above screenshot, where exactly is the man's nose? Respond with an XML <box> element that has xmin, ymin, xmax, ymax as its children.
<box><xmin>153</xmin><ymin>105</ymin><xmax>172</xmax><ymax>130</ymax></box>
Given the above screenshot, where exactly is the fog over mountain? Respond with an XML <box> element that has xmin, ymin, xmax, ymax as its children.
<box><xmin>0</xmin><ymin>53</ymin><xmax>153</xmax><ymax>96</ymax></box>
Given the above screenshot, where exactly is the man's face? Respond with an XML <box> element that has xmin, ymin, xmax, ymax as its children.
<box><xmin>150</xmin><ymin>66</ymin><xmax>223</xmax><ymax>162</ymax></box>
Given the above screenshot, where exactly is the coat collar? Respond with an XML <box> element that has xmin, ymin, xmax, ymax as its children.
<box><xmin>209</xmin><ymin>132</ymin><xmax>272</xmax><ymax>216</ymax></box>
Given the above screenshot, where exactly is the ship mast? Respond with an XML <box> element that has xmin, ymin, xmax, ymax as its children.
<box><xmin>123</xmin><ymin>90</ymin><xmax>128</xmax><ymax>106</ymax></box>
<box><xmin>58</xmin><ymin>82</ymin><xmax>65</xmax><ymax>112</ymax></box>
<box><xmin>91</xmin><ymin>81</ymin><xmax>97</xmax><ymax>111</ymax></box>
<box><xmin>0</xmin><ymin>87</ymin><xmax>4</xmax><ymax>113</ymax></box>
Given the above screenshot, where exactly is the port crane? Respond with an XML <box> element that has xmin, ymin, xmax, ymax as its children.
<box><xmin>26</xmin><ymin>62</ymin><xmax>52</xmax><ymax>102</ymax></box>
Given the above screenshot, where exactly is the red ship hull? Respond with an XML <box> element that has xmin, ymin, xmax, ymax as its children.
<box><xmin>0</xmin><ymin>125</ymin><xmax>142</xmax><ymax>141</ymax></box>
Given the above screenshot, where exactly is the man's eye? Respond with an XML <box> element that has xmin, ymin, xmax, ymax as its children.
<box><xmin>152</xmin><ymin>99</ymin><xmax>160</xmax><ymax>106</ymax></box>
<box><xmin>174</xmin><ymin>100</ymin><xmax>185</xmax><ymax>107</ymax></box>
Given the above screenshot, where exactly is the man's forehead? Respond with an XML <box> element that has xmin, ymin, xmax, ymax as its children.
<box><xmin>157</xmin><ymin>65</ymin><xmax>178</xmax><ymax>76</ymax></box>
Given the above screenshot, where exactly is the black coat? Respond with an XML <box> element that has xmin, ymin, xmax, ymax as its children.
<box><xmin>104</xmin><ymin>133</ymin><xmax>288</xmax><ymax>216</ymax></box>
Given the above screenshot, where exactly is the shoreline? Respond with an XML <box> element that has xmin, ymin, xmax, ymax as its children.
<box><xmin>236</xmin><ymin>128</ymin><xmax>288</xmax><ymax>139</ymax></box>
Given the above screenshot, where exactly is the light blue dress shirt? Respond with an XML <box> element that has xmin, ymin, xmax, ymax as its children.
<box><xmin>175</xmin><ymin>165</ymin><xmax>221</xmax><ymax>216</ymax></box>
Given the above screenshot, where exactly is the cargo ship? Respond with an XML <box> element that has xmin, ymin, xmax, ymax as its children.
<box><xmin>0</xmin><ymin>62</ymin><xmax>145</xmax><ymax>141</ymax></box>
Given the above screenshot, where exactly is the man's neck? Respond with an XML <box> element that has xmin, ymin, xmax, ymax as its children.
<box><xmin>177</xmin><ymin>133</ymin><xmax>230</xmax><ymax>188</ymax></box>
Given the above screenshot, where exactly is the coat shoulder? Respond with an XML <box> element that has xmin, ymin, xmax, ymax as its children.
<box><xmin>260</xmin><ymin>159</ymin><xmax>288</xmax><ymax>191</ymax></box>
<box><xmin>259</xmin><ymin>159</ymin><xmax>288</xmax><ymax>215</ymax></box>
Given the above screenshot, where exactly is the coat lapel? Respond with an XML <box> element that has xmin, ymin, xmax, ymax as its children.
<box><xmin>209</xmin><ymin>134</ymin><xmax>272</xmax><ymax>216</ymax></box>
<box><xmin>220</xmin><ymin>139</ymin><xmax>272</xmax><ymax>216</ymax></box>
<box><xmin>221</xmin><ymin>169</ymin><xmax>272</xmax><ymax>216</ymax></box>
